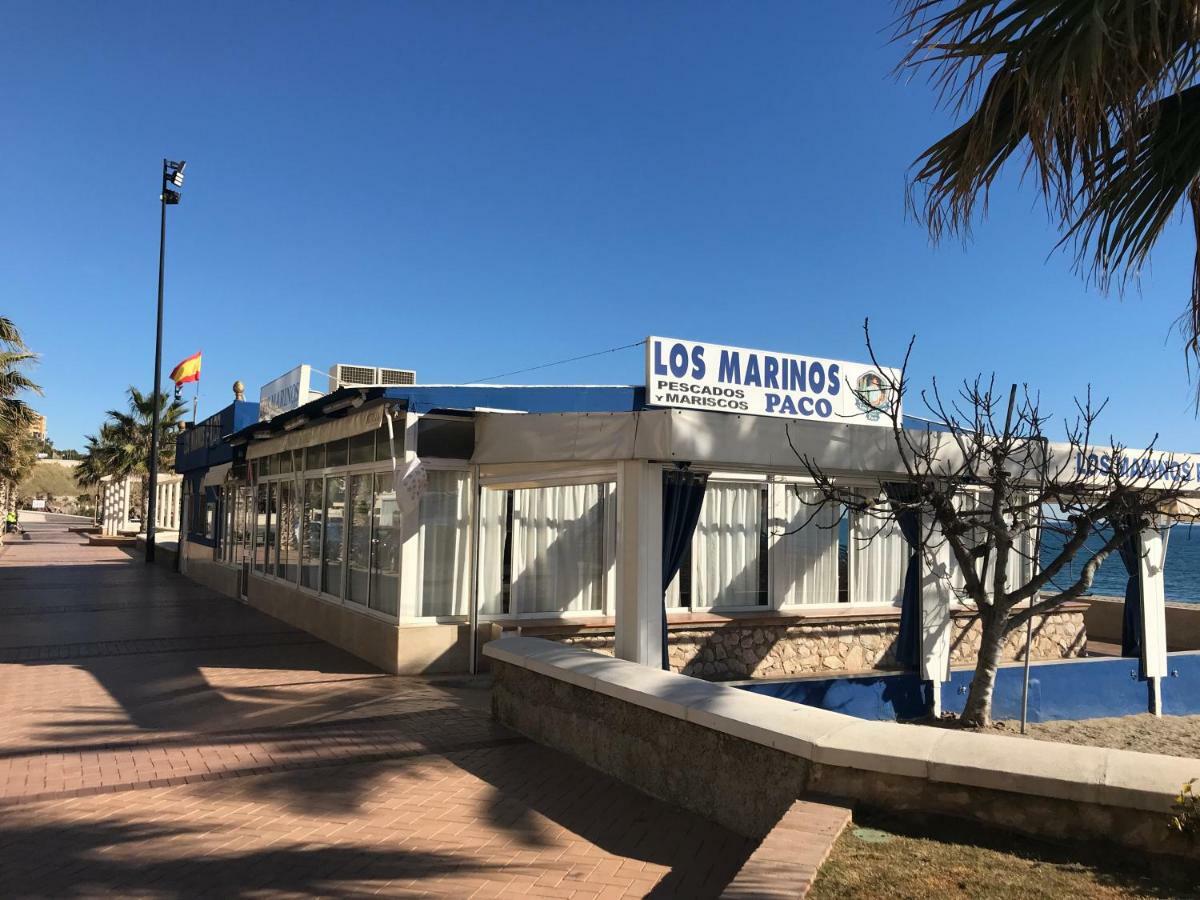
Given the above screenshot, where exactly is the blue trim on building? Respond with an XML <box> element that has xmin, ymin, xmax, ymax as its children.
<box><xmin>175</xmin><ymin>401</ymin><xmax>259</xmax><ymax>473</ymax></box>
<box><xmin>380</xmin><ymin>384</ymin><xmax>646</xmax><ymax>415</ymax></box>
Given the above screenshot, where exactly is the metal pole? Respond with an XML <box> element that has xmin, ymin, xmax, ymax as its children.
<box><xmin>1020</xmin><ymin>436</ymin><xmax>1049</xmax><ymax>734</ymax></box>
<box><xmin>146</xmin><ymin>159</ymin><xmax>167</xmax><ymax>563</ymax></box>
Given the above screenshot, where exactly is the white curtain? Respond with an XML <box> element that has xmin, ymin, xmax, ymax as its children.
<box><xmin>510</xmin><ymin>483</ymin><xmax>613</xmax><ymax>614</ymax></box>
<box><xmin>692</xmin><ymin>483</ymin><xmax>762</xmax><ymax>609</ymax></box>
<box><xmin>776</xmin><ymin>485</ymin><xmax>840</xmax><ymax>606</ymax></box>
<box><xmin>418</xmin><ymin>470</ymin><xmax>471</xmax><ymax>617</ymax></box>
<box><xmin>851</xmin><ymin>505</ymin><xmax>907</xmax><ymax>606</ymax></box>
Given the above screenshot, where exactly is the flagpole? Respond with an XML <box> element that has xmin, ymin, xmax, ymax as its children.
<box><xmin>192</xmin><ymin>378</ymin><xmax>199</xmax><ymax>425</ymax></box>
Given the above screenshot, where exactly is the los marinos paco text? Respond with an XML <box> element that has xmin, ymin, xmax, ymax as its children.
<box><xmin>645</xmin><ymin>336</ymin><xmax>901</xmax><ymax>426</ymax></box>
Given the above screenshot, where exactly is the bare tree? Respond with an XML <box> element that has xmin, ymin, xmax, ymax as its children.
<box><xmin>791</xmin><ymin>322</ymin><xmax>1190</xmax><ymax>727</ymax></box>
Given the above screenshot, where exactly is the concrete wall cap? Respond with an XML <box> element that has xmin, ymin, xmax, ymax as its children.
<box><xmin>927</xmin><ymin>729</ymin><xmax>1109</xmax><ymax>804</ymax></box>
<box><xmin>486</xmin><ymin>637</ymin><xmax>1194</xmax><ymax>813</ymax></box>
<box><xmin>685</xmin><ymin>689</ymin><xmax>854</xmax><ymax>757</ymax></box>
<box><xmin>811</xmin><ymin>720</ymin><xmax>942</xmax><ymax>779</ymax></box>
<box><xmin>1099</xmin><ymin>747</ymin><xmax>1200</xmax><ymax>813</ymax></box>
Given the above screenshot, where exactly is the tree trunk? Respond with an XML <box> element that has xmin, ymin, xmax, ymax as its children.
<box><xmin>960</xmin><ymin>609</ymin><xmax>1007</xmax><ymax>727</ymax></box>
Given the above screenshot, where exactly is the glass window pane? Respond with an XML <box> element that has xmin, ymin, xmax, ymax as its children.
<box><xmin>417</xmin><ymin>417</ymin><xmax>474</xmax><ymax>460</ymax></box>
<box><xmin>370</xmin><ymin>471</ymin><xmax>399</xmax><ymax>615</ymax></box>
<box><xmin>326</xmin><ymin>439</ymin><xmax>348</xmax><ymax>468</ymax></box>
<box><xmin>265</xmin><ymin>482</ymin><xmax>277</xmax><ymax>575</ymax></box>
<box><xmin>349</xmin><ymin>431</ymin><xmax>374</xmax><ymax>465</ymax></box>
<box><xmin>775</xmin><ymin>485</ymin><xmax>841</xmax><ymax>606</ymax></box>
<box><xmin>276</xmin><ymin>452</ymin><xmax>293</xmax><ymax>474</ymax></box>
<box><xmin>276</xmin><ymin>481</ymin><xmax>294</xmax><ymax>582</ymax></box>
<box><xmin>232</xmin><ymin>487</ymin><xmax>244</xmax><ymax>561</ymax></box>
<box><xmin>306</xmin><ymin>444</ymin><xmax>325</xmax><ymax>471</ymax></box>
<box><xmin>259</xmin><ymin>455</ymin><xmax>272</xmax><ymax>477</ymax></box>
<box><xmin>346</xmin><ymin>473</ymin><xmax>373</xmax><ymax>605</ymax></box>
<box><xmin>254</xmin><ymin>484</ymin><xmax>268</xmax><ymax>572</ymax></box>
<box><xmin>241</xmin><ymin>486</ymin><xmax>253</xmax><ymax>561</ymax></box>
<box><xmin>690</xmin><ymin>483</ymin><xmax>763</xmax><ymax>609</ymax></box>
<box><xmin>419</xmin><ymin>471</ymin><xmax>470</xmax><ymax>617</ymax></box>
<box><xmin>321</xmin><ymin>475</ymin><xmax>346</xmax><ymax>596</ymax></box>
<box><xmin>509</xmin><ymin>483</ymin><xmax>611</xmax><ymax>614</ymax></box>
<box><xmin>375</xmin><ymin>414</ymin><xmax>398</xmax><ymax>461</ymax></box>
<box><xmin>301</xmin><ymin>478</ymin><xmax>323</xmax><ymax>590</ymax></box>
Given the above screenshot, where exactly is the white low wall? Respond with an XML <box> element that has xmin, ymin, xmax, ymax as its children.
<box><xmin>485</xmin><ymin>637</ymin><xmax>1200</xmax><ymax>857</ymax></box>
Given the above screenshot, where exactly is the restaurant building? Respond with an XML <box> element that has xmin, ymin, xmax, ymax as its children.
<box><xmin>171</xmin><ymin>340</ymin><xmax>1096</xmax><ymax>680</ymax></box>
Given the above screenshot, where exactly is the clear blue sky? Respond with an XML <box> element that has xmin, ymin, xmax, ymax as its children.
<box><xmin>4</xmin><ymin>2</ymin><xmax>1196</xmax><ymax>450</ymax></box>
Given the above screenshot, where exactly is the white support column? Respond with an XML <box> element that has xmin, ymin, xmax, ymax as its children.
<box><xmin>920</xmin><ymin>513</ymin><xmax>953</xmax><ymax>716</ymax></box>
<box><xmin>614</xmin><ymin>460</ymin><xmax>663</xmax><ymax>667</ymax></box>
<box><xmin>99</xmin><ymin>479</ymin><xmax>114</xmax><ymax>535</ymax></box>
<box><xmin>397</xmin><ymin>411</ymin><xmax>423</xmax><ymax>620</ymax></box>
<box><xmin>1139</xmin><ymin>523</ymin><xmax>1170</xmax><ymax>716</ymax></box>
<box><xmin>119</xmin><ymin>476</ymin><xmax>134</xmax><ymax>533</ymax></box>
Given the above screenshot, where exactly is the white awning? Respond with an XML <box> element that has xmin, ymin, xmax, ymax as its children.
<box><xmin>246</xmin><ymin>404</ymin><xmax>387</xmax><ymax>461</ymax></box>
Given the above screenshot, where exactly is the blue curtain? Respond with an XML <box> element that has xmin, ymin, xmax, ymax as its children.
<box><xmin>661</xmin><ymin>468</ymin><xmax>708</xmax><ymax>670</ymax></box>
<box><xmin>1117</xmin><ymin>515</ymin><xmax>1145</xmax><ymax>678</ymax></box>
<box><xmin>884</xmin><ymin>483</ymin><xmax>922</xmax><ymax>671</ymax></box>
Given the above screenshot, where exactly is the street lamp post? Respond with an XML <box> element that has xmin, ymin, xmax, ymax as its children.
<box><xmin>146</xmin><ymin>158</ymin><xmax>185</xmax><ymax>563</ymax></box>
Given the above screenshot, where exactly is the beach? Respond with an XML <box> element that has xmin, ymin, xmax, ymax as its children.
<box><xmin>993</xmin><ymin>714</ymin><xmax>1200</xmax><ymax>760</ymax></box>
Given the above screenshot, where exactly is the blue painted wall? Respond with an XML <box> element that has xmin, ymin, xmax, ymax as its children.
<box><xmin>1163</xmin><ymin>651</ymin><xmax>1200</xmax><ymax>715</ymax></box>
<box><xmin>942</xmin><ymin>657</ymin><xmax>1147</xmax><ymax>723</ymax></box>
<box><xmin>741</xmin><ymin>652</ymin><xmax>1200</xmax><ymax>722</ymax></box>
<box><xmin>741</xmin><ymin>672</ymin><xmax>933</xmax><ymax>721</ymax></box>
<box><xmin>175</xmin><ymin>401</ymin><xmax>259</xmax><ymax>473</ymax></box>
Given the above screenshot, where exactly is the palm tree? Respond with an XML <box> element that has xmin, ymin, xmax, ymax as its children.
<box><xmin>897</xmin><ymin>2</ymin><xmax>1200</xmax><ymax>374</ymax></box>
<box><xmin>0</xmin><ymin>318</ymin><xmax>41</xmax><ymax>512</ymax></box>
<box><xmin>77</xmin><ymin>388</ymin><xmax>187</xmax><ymax>524</ymax></box>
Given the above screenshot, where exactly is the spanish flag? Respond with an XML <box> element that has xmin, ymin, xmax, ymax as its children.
<box><xmin>169</xmin><ymin>351</ymin><xmax>202</xmax><ymax>386</ymax></box>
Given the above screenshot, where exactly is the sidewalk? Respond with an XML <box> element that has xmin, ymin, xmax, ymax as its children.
<box><xmin>0</xmin><ymin>528</ymin><xmax>753</xmax><ymax>898</ymax></box>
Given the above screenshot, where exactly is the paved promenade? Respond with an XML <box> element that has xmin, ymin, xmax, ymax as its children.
<box><xmin>0</xmin><ymin>526</ymin><xmax>753</xmax><ymax>898</ymax></box>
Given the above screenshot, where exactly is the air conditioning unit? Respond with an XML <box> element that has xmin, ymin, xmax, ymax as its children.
<box><xmin>328</xmin><ymin>364</ymin><xmax>417</xmax><ymax>392</ymax></box>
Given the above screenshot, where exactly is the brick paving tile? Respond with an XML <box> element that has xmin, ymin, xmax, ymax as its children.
<box><xmin>0</xmin><ymin>526</ymin><xmax>754</xmax><ymax>897</ymax></box>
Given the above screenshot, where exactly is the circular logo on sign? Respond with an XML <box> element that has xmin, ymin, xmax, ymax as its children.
<box><xmin>853</xmin><ymin>372</ymin><xmax>893</xmax><ymax>422</ymax></box>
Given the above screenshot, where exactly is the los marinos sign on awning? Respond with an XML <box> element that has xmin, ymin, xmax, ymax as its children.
<box><xmin>646</xmin><ymin>336</ymin><xmax>901</xmax><ymax>427</ymax></box>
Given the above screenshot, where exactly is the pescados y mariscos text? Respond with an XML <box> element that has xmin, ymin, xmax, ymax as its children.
<box><xmin>650</xmin><ymin>339</ymin><xmax>850</xmax><ymax>417</ymax></box>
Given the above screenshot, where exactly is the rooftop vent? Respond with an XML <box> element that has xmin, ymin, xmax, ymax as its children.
<box><xmin>329</xmin><ymin>364</ymin><xmax>417</xmax><ymax>392</ymax></box>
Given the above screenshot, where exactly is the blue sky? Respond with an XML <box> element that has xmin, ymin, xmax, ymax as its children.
<box><xmin>3</xmin><ymin>2</ymin><xmax>1197</xmax><ymax>449</ymax></box>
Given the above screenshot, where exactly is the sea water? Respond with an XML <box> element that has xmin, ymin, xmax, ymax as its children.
<box><xmin>1040</xmin><ymin>523</ymin><xmax>1200</xmax><ymax>604</ymax></box>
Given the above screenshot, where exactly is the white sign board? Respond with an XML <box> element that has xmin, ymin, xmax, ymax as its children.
<box><xmin>258</xmin><ymin>365</ymin><xmax>325</xmax><ymax>422</ymax></box>
<box><xmin>645</xmin><ymin>336</ymin><xmax>900</xmax><ymax>426</ymax></box>
<box><xmin>1064</xmin><ymin>446</ymin><xmax>1200</xmax><ymax>491</ymax></box>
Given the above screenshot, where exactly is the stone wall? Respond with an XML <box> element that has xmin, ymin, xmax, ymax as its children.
<box><xmin>486</xmin><ymin>641</ymin><xmax>1200</xmax><ymax>861</ymax></box>
<box><xmin>541</xmin><ymin>607</ymin><xmax>1086</xmax><ymax>681</ymax></box>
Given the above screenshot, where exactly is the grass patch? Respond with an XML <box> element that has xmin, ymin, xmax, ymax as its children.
<box><xmin>809</xmin><ymin>808</ymin><xmax>1198</xmax><ymax>899</ymax></box>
